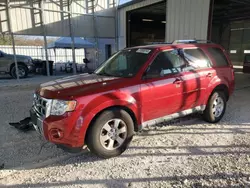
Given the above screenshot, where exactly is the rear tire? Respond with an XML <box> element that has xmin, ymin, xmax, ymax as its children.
<box><xmin>10</xmin><ymin>64</ymin><xmax>28</xmax><ymax>79</ymax></box>
<box><xmin>203</xmin><ymin>91</ymin><xmax>226</xmax><ymax>123</ymax></box>
<box><xmin>86</xmin><ymin>108</ymin><xmax>134</xmax><ymax>158</ymax></box>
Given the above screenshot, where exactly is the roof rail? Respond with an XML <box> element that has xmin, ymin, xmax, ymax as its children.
<box><xmin>172</xmin><ymin>39</ymin><xmax>213</xmax><ymax>44</ymax></box>
<box><xmin>145</xmin><ymin>42</ymin><xmax>172</xmax><ymax>45</ymax></box>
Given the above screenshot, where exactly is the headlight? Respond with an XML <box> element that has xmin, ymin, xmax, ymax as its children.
<box><xmin>50</xmin><ymin>100</ymin><xmax>77</xmax><ymax>116</ymax></box>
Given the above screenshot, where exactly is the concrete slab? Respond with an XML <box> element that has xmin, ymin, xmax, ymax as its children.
<box><xmin>0</xmin><ymin>75</ymin><xmax>67</xmax><ymax>88</ymax></box>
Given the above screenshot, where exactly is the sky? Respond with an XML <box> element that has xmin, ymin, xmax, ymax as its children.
<box><xmin>119</xmin><ymin>0</ymin><xmax>133</xmax><ymax>5</ymax></box>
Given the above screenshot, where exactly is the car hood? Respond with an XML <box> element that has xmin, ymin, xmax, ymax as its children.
<box><xmin>37</xmin><ymin>73</ymin><xmax>123</xmax><ymax>99</ymax></box>
<box><xmin>5</xmin><ymin>54</ymin><xmax>31</xmax><ymax>60</ymax></box>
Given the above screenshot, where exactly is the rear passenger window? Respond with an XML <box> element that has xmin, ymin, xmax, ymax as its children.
<box><xmin>207</xmin><ymin>47</ymin><xmax>229</xmax><ymax>67</ymax></box>
<box><xmin>183</xmin><ymin>48</ymin><xmax>211</xmax><ymax>70</ymax></box>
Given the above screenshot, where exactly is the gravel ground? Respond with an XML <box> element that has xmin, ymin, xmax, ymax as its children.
<box><xmin>1</xmin><ymin>73</ymin><xmax>250</xmax><ymax>188</ymax></box>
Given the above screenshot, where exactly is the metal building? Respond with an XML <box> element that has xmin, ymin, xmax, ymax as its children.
<box><xmin>1</xmin><ymin>0</ymin><xmax>250</xmax><ymax>80</ymax></box>
<box><xmin>117</xmin><ymin>0</ymin><xmax>210</xmax><ymax>50</ymax></box>
<box><xmin>118</xmin><ymin>0</ymin><xmax>250</xmax><ymax>65</ymax></box>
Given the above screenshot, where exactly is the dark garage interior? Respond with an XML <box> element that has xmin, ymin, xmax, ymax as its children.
<box><xmin>211</xmin><ymin>0</ymin><xmax>250</xmax><ymax>65</ymax></box>
<box><xmin>125</xmin><ymin>0</ymin><xmax>250</xmax><ymax>65</ymax></box>
<box><xmin>126</xmin><ymin>1</ymin><xmax>166</xmax><ymax>47</ymax></box>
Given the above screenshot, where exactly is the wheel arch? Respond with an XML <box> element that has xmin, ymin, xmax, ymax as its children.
<box><xmin>10</xmin><ymin>62</ymin><xmax>28</xmax><ymax>72</ymax></box>
<box><xmin>203</xmin><ymin>84</ymin><xmax>229</xmax><ymax>123</ymax></box>
<box><xmin>84</xmin><ymin>105</ymin><xmax>139</xmax><ymax>144</ymax></box>
<box><xmin>206</xmin><ymin>84</ymin><xmax>229</xmax><ymax>104</ymax></box>
<box><xmin>213</xmin><ymin>84</ymin><xmax>229</xmax><ymax>101</ymax></box>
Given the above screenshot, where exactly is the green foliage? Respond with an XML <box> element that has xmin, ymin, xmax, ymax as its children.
<box><xmin>0</xmin><ymin>34</ymin><xmax>55</xmax><ymax>46</ymax></box>
<box><xmin>0</xmin><ymin>34</ymin><xmax>12</xmax><ymax>45</ymax></box>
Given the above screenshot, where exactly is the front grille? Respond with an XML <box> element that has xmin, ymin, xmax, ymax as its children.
<box><xmin>33</xmin><ymin>94</ymin><xmax>52</xmax><ymax>117</ymax></box>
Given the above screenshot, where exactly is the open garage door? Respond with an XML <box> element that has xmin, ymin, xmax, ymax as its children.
<box><xmin>211</xmin><ymin>0</ymin><xmax>250</xmax><ymax>65</ymax></box>
<box><xmin>126</xmin><ymin>1</ymin><xmax>166</xmax><ymax>47</ymax></box>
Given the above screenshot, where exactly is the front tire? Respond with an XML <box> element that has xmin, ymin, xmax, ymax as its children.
<box><xmin>203</xmin><ymin>91</ymin><xmax>226</xmax><ymax>123</ymax></box>
<box><xmin>86</xmin><ymin>108</ymin><xmax>134</xmax><ymax>158</ymax></box>
<box><xmin>11</xmin><ymin>64</ymin><xmax>28</xmax><ymax>79</ymax></box>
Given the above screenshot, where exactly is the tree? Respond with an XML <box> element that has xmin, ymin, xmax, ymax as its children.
<box><xmin>0</xmin><ymin>34</ymin><xmax>12</xmax><ymax>45</ymax></box>
<box><xmin>0</xmin><ymin>34</ymin><xmax>55</xmax><ymax>46</ymax></box>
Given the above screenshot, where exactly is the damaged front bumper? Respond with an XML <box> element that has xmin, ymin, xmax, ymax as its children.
<box><xmin>29</xmin><ymin>107</ymin><xmax>85</xmax><ymax>153</ymax></box>
<box><xmin>30</xmin><ymin>108</ymin><xmax>46</xmax><ymax>139</ymax></box>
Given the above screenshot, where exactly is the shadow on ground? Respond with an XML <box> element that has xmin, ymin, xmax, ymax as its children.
<box><xmin>0</xmin><ymin>73</ymin><xmax>250</xmax><ymax>188</ymax></box>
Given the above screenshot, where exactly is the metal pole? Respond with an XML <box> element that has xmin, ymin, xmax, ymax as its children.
<box><xmin>92</xmin><ymin>0</ymin><xmax>99</xmax><ymax>69</ymax></box>
<box><xmin>6</xmin><ymin>0</ymin><xmax>19</xmax><ymax>80</ymax></box>
<box><xmin>65</xmin><ymin>49</ymin><xmax>67</xmax><ymax>61</ymax></box>
<box><xmin>40</xmin><ymin>0</ymin><xmax>50</xmax><ymax>76</ymax></box>
<box><xmin>54</xmin><ymin>48</ymin><xmax>56</xmax><ymax>75</ymax></box>
<box><xmin>115</xmin><ymin>0</ymin><xmax>120</xmax><ymax>51</ymax></box>
<box><xmin>207</xmin><ymin>0</ymin><xmax>214</xmax><ymax>40</ymax></box>
<box><xmin>67</xmin><ymin>0</ymin><xmax>77</xmax><ymax>74</ymax></box>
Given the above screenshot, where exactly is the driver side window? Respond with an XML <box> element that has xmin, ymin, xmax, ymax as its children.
<box><xmin>146</xmin><ymin>49</ymin><xmax>185</xmax><ymax>78</ymax></box>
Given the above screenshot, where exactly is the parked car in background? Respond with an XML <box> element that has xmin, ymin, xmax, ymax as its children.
<box><xmin>0</xmin><ymin>50</ymin><xmax>33</xmax><ymax>78</ymax></box>
<box><xmin>30</xmin><ymin>40</ymin><xmax>235</xmax><ymax>158</ymax></box>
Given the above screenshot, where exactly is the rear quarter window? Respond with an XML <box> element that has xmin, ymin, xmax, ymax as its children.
<box><xmin>207</xmin><ymin>47</ymin><xmax>229</xmax><ymax>67</ymax></box>
<box><xmin>183</xmin><ymin>48</ymin><xmax>211</xmax><ymax>70</ymax></box>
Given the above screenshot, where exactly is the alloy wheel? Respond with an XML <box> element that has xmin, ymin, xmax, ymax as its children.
<box><xmin>100</xmin><ymin>118</ymin><xmax>127</xmax><ymax>150</ymax></box>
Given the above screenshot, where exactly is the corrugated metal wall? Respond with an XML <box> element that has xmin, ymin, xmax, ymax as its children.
<box><xmin>117</xmin><ymin>0</ymin><xmax>164</xmax><ymax>50</ymax></box>
<box><xmin>229</xmin><ymin>21</ymin><xmax>250</xmax><ymax>65</ymax></box>
<box><xmin>166</xmin><ymin>0</ymin><xmax>210</xmax><ymax>42</ymax></box>
<box><xmin>0</xmin><ymin>0</ymin><xmax>116</xmax><ymax>38</ymax></box>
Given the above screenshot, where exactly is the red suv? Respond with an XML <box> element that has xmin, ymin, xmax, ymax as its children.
<box><xmin>30</xmin><ymin>40</ymin><xmax>235</xmax><ymax>158</ymax></box>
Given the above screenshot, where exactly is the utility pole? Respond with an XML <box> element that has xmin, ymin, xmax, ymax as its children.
<box><xmin>67</xmin><ymin>0</ymin><xmax>77</xmax><ymax>74</ymax></box>
<box><xmin>40</xmin><ymin>0</ymin><xmax>50</xmax><ymax>76</ymax></box>
<box><xmin>6</xmin><ymin>0</ymin><xmax>19</xmax><ymax>80</ymax></box>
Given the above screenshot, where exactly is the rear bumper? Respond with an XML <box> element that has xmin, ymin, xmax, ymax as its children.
<box><xmin>30</xmin><ymin>108</ymin><xmax>85</xmax><ymax>151</ymax></box>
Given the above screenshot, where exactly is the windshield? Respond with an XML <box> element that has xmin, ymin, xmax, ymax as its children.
<box><xmin>94</xmin><ymin>48</ymin><xmax>153</xmax><ymax>78</ymax></box>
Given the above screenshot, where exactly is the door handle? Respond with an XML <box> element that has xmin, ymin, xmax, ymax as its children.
<box><xmin>206</xmin><ymin>73</ymin><xmax>212</xmax><ymax>78</ymax></box>
<box><xmin>173</xmin><ymin>78</ymin><xmax>182</xmax><ymax>84</ymax></box>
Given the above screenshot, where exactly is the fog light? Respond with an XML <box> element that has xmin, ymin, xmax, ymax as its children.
<box><xmin>50</xmin><ymin>129</ymin><xmax>64</xmax><ymax>139</ymax></box>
